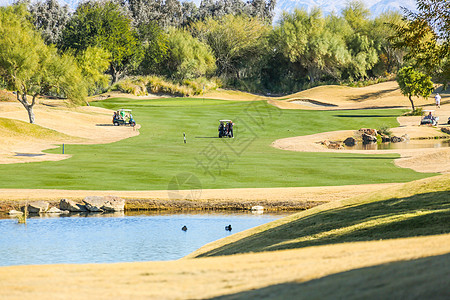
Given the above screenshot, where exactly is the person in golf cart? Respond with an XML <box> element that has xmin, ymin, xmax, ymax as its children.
<box><xmin>113</xmin><ymin>109</ymin><xmax>136</xmax><ymax>127</ymax></box>
<box><xmin>218</xmin><ymin>120</ymin><xmax>233</xmax><ymax>138</ymax></box>
<box><xmin>420</xmin><ymin>110</ymin><xmax>438</xmax><ymax>126</ymax></box>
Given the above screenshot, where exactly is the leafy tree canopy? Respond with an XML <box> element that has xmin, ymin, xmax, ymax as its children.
<box><xmin>397</xmin><ymin>66</ymin><xmax>434</xmax><ymax>111</ymax></box>
<box><xmin>60</xmin><ymin>0</ymin><xmax>142</xmax><ymax>83</ymax></box>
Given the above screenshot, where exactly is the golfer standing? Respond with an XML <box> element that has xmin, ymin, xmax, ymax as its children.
<box><xmin>435</xmin><ymin>93</ymin><xmax>441</xmax><ymax>108</ymax></box>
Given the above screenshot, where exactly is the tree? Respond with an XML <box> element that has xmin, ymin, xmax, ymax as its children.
<box><xmin>397</xmin><ymin>66</ymin><xmax>434</xmax><ymax>111</ymax></box>
<box><xmin>60</xmin><ymin>0</ymin><xmax>142</xmax><ymax>83</ymax></box>
<box><xmin>391</xmin><ymin>0</ymin><xmax>449</xmax><ymax>86</ymax></box>
<box><xmin>0</xmin><ymin>4</ymin><xmax>86</xmax><ymax>123</ymax></box>
<box><xmin>191</xmin><ymin>14</ymin><xmax>269</xmax><ymax>80</ymax></box>
<box><xmin>136</xmin><ymin>22</ymin><xmax>169</xmax><ymax>75</ymax></box>
<box><xmin>274</xmin><ymin>8</ymin><xmax>351</xmax><ymax>83</ymax></box>
<box><xmin>29</xmin><ymin>0</ymin><xmax>70</xmax><ymax>45</ymax></box>
<box><xmin>163</xmin><ymin>28</ymin><xmax>216</xmax><ymax>79</ymax></box>
<box><xmin>76</xmin><ymin>47</ymin><xmax>111</xmax><ymax>95</ymax></box>
<box><xmin>342</xmin><ymin>2</ymin><xmax>378</xmax><ymax>80</ymax></box>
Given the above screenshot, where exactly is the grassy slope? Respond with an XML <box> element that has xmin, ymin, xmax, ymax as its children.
<box><xmin>0</xmin><ymin>117</ymin><xmax>72</xmax><ymax>140</ymax></box>
<box><xmin>188</xmin><ymin>173</ymin><xmax>450</xmax><ymax>258</ymax></box>
<box><xmin>210</xmin><ymin>253</ymin><xmax>450</xmax><ymax>300</ymax></box>
<box><xmin>0</xmin><ymin>98</ymin><xmax>432</xmax><ymax>190</ymax></box>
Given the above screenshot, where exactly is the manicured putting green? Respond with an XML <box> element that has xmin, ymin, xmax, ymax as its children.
<box><xmin>2</xmin><ymin>98</ymin><xmax>433</xmax><ymax>190</ymax></box>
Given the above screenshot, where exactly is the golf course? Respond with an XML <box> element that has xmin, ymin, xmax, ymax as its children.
<box><xmin>0</xmin><ymin>95</ymin><xmax>434</xmax><ymax>190</ymax></box>
<box><xmin>0</xmin><ymin>81</ymin><xmax>449</xmax><ymax>299</ymax></box>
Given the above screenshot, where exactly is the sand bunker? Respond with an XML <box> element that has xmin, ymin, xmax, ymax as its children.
<box><xmin>0</xmin><ymin>101</ymin><xmax>139</xmax><ymax>164</ymax></box>
<box><xmin>270</xmin><ymin>81</ymin><xmax>449</xmax><ymax>111</ymax></box>
<box><xmin>272</xmin><ymin>106</ymin><xmax>450</xmax><ymax>174</ymax></box>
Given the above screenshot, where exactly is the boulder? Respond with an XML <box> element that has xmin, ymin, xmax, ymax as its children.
<box><xmin>391</xmin><ymin>136</ymin><xmax>404</xmax><ymax>143</ymax></box>
<box><xmin>251</xmin><ymin>205</ymin><xmax>264</xmax><ymax>211</ymax></box>
<box><xmin>8</xmin><ymin>210</ymin><xmax>23</xmax><ymax>215</ymax></box>
<box><xmin>28</xmin><ymin>201</ymin><xmax>49</xmax><ymax>213</ymax></box>
<box><xmin>359</xmin><ymin>128</ymin><xmax>378</xmax><ymax>136</ymax></box>
<box><xmin>381</xmin><ymin>135</ymin><xmax>391</xmax><ymax>143</ymax></box>
<box><xmin>441</xmin><ymin>127</ymin><xmax>450</xmax><ymax>135</ymax></box>
<box><xmin>47</xmin><ymin>207</ymin><xmax>64</xmax><ymax>214</ymax></box>
<box><xmin>83</xmin><ymin>196</ymin><xmax>125</xmax><ymax>212</ymax></box>
<box><xmin>362</xmin><ymin>133</ymin><xmax>377</xmax><ymax>144</ymax></box>
<box><xmin>343</xmin><ymin>137</ymin><xmax>356</xmax><ymax>146</ymax></box>
<box><xmin>83</xmin><ymin>196</ymin><xmax>106</xmax><ymax>212</ymax></box>
<box><xmin>327</xmin><ymin>141</ymin><xmax>343</xmax><ymax>149</ymax></box>
<box><xmin>59</xmin><ymin>199</ymin><xmax>88</xmax><ymax>212</ymax></box>
<box><xmin>320</xmin><ymin>140</ymin><xmax>330</xmax><ymax>147</ymax></box>
<box><xmin>101</xmin><ymin>197</ymin><xmax>126</xmax><ymax>212</ymax></box>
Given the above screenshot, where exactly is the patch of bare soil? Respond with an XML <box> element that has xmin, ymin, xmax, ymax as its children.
<box><xmin>0</xmin><ymin>234</ymin><xmax>448</xmax><ymax>299</ymax></box>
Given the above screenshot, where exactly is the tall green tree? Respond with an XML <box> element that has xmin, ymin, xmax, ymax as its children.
<box><xmin>391</xmin><ymin>0</ymin><xmax>449</xmax><ymax>86</ymax></box>
<box><xmin>76</xmin><ymin>47</ymin><xmax>111</xmax><ymax>95</ymax></box>
<box><xmin>274</xmin><ymin>8</ymin><xmax>351</xmax><ymax>83</ymax></box>
<box><xmin>397</xmin><ymin>66</ymin><xmax>434</xmax><ymax>111</ymax></box>
<box><xmin>163</xmin><ymin>28</ymin><xmax>216</xmax><ymax>79</ymax></box>
<box><xmin>191</xmin><ymin>14</ymin><xmax>269</xmax><ymax>81</ymax></box>
<box><xmin>60</xmin><ymin>0</ymin><xmax>142</xmax><ymax>83</ymax></box>
<box><xmin>0</xmin><ymin>4</ymin><xmax>86</xmax><ymax>123</ymax></box>
<box><xmin>342</xmin><ymin>1</ymin><xmax>378</xmax><ymax>79</ymax></box>
<box><xmin>136</xmin><ymin>22</ymin><xmax>169</xmax><ymax>75</ymax></box>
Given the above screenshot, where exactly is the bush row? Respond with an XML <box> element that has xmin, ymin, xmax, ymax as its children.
<box><xmin>112</xmin><ymin>76</ymin><xmax>221</xmax><ymax>97</ymax></box>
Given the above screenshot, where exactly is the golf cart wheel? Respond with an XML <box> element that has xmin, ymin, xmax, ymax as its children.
<box><xmin>113</xmin><ymin>122</ymin><xmax>119</xmax><ymax>126</ymax></box>
<box><xmin>130</xmin><ymin>122</ymin><xmax>136</xmax><ymax>127</ymax></box>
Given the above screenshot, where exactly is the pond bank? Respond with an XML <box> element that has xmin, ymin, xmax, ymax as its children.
<box><xmin>0</xmin><ymin>183</ymin><xmax>398</xmax><ymax>214</ymax></box>
<box><xmin>0</xmin><ymin>199</ymin><xmax>322</xmax><ymax>216</ymax></box>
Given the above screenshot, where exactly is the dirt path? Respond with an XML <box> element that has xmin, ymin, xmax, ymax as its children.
<box><xmin>0</xmin><ymin>234</ymin><xmax>448</xmax><ymax>299</ymax></box>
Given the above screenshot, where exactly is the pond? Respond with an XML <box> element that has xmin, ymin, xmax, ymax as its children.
<box><xmin>0</xmin><ymin>211</ymin><xmax>287</xmax><ymax>266</ymax></box>
<box><xmin>345</xmin><ymin>139</ymin><xmax>450</xmax><ymax>150</ymax></box>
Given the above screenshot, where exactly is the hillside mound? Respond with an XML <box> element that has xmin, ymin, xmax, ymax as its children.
<box><xmin>187</xmin><ymin>173</ymin><xmax>450</xmax><ymax>258</ymax></box>
<box><xmin>270</xmin><ymin>81</ymin><xmax>449</xmax><ymax>110</ymax></box>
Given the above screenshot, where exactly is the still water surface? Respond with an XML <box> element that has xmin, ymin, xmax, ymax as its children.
<box><xmin>0</xmin><ymin>211</ymin><xmax>286</xmax><ymax>266</ymax></box>
<box><xmin>345</xmin><ymin>139</ymin><xmax>450</xmax><ymax>150</ymax></box>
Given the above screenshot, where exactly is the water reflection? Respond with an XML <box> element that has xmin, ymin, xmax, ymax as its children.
<box><xmin>345</xmin><ymin>139</ymin><xmax>450</xmax><ymax>150</ymax></box>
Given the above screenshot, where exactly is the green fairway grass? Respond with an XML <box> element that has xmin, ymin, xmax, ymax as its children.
<box><xmin>1</xmin><ymin>98</ymin><xmax>434</xmax><ymax>190</ymax></box>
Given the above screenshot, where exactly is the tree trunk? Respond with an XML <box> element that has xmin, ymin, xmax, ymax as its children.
<box><xmin>409</xmin><ymin>95</ymin><xmax>415</xmax><ymax>111</ymax></box>
<box><xmin>16</xmin><ymin>92</ymin><xmax>36</xmax><ymax>124</ymax></box>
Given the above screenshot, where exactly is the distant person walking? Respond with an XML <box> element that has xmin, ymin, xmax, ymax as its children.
<box><xmin>435</xmin><ymin>93</ymin><xmax>441</xmax><ymax>108</ymax></box>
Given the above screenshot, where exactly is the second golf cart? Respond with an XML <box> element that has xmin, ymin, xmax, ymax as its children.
<box><xmin>218</xmin><ymin>120</ymin><xmax>234</xmax><ymax>138</ymax></box>
<box><xmin>113</xmin><ymin>109</ymin><xmax>136</xmax><ymax>127</ymax></box>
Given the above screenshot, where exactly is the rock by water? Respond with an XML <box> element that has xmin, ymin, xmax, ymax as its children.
<box><xmin>60</xmin><ymin>199</ymin><xmax>88</xmax><ymax>212</ymax></box>
<box><xmin>28</xmin><ymin>201</ymin><xmax>49</xmax><ymax>213</ymax></box>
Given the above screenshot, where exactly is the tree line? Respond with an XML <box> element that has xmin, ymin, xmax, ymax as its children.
<box><xmin>0</xmin><ymin>0</ymin><xmax>448</xmax><ymax>122</ymax></box>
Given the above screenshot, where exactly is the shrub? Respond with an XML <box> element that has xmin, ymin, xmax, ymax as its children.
<box><xmin>378</xmin><ymin>126</ymin><xmax>392</xmax><ymax>136</ymax></box>
<box><xmin>113</xmin><ymin>75</ymin><xmax>219</xmax><ymax>97</ymax></box>
<box><xmin>403</xmin><ymin>107</ymin><xmax>424</xmax><ymax>116</ymax></box>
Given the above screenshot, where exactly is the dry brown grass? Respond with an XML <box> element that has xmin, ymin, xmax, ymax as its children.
<box><xmin>0</xmin><ymin>234</ymin><xmax>448</xmax><ymax>300</ymax></box>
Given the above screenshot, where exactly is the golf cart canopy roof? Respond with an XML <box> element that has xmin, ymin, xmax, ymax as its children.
<box><xmin>118</xmin><ymin>109</ymin><xmax>132</xmax><ymax>112</ymax></box>
<box><xmin>219</xmin><ymin>120</ymin><xmax>232</xmax><ymax>122</ymax></box>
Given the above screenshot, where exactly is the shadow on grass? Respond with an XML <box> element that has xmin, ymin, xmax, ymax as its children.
<box><xmin>208</xmin><ymin>253</ymin><xmax>450</xmax><ymax>300</ymax></box>
<box><xmin>349</xmin><ymin>88</ymin><xmax>399</xmax><ymax>102</ymax></box>
<box><xmin>196</xmin><ymin>191</ymin><xmax>450</xmax><ymax>257</ymax></box>
<box><xmin>333</xmin><ymin>114</ymin><xmax>400</xmax><ymax>118</ymax></box>
<box><xmin>330</xmin><ymin>156</ymin><xmax>399</xmax><ymax>160</ymax></box>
